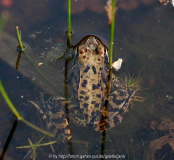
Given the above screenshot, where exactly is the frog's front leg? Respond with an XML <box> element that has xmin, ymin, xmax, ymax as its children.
<box><xmin>94</xmin><ymin>88</ymin><xmax>137</xmax><ymax>132</ymax></box>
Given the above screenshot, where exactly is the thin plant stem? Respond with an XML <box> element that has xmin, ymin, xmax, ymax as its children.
<box><xmin>109</xmin><ymin>0</ymin><xmax>116</xmax><ymax>91</ymax></box>
<box><xmin>0</xmin><ymin>80</ymin><xmax>21</xmax><ymax>119</ymax></box>
<box><xmin>16</xmin><ymin>26</ymin><xmax>23</xmax><ymax>49</ymax></box>
<box><xmin>136</xmin><ymin>45</ymin><xmax>161</xmax><ymax>80</ymax></box>
<box><xmin>16</xmin><ymin>140</ymin><xmax>57</xmax><ymax>149</ymax></box>
<box><xmin>109</xmin><ymin>0</ymin><xmax>116</xmax><ymax>67</ymax></box>
<box><xmin>101</xmin><ymin>1</ymin><xmax>117</xmax><ymax>158</ymax></box>
<box><xmin>67</xmin><ymin>0</ymin><xmax>72</xmax><ymax>47</ymax></box>
<box><xmin>0</xmin><ymin>80</ymin><xmax>55</xmax><ymax>137</ymax></box>
<box><xmin>28</xmin><ymin>138</ymin><xmax>36</xmax><ymax>160</ymax></box>
<box><xmin>16</xmin><ymin>26</ymin><xmax>55</xmax><ymax>90</ymax></box>
<box><xmin>20</xmin><ymin>118</ymin><xmax>54</xmax><ymax>137</ymax></box>
<box><xmin>67</xmin><ymin>0</ymin><xmax>71</xmax><ymax>35</ymax></box>
<box><xmin>0</xmin><ymin>120</ymin><xmax>18</xmax><ymax>160</ymax></box>
<box><xmin>141</xmin><ymin>139</ymin><xmax>147</xmax><ymax>160</ymax></box>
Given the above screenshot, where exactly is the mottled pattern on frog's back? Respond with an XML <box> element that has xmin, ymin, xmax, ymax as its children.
<box><xmin>70</xmin><ymin>44</ymin><xmax>108</xmax><ymax>124</ymax></box>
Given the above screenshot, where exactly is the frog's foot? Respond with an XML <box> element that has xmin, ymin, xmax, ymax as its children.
<box><xmin>94</xmin><ymin>88</ymin><xmax>138</xmax><ymax>132</ymax></box>
<box><xmin>28</xmin><ymin>96</ymin><xmax>72</xmax><ymax>142</ymax></box>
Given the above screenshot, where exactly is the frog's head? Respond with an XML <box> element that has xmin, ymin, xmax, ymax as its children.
<box><xmin>74</xmin><ymin>35</ymin><xmax>108</xmax><ymax>63</ymax></box>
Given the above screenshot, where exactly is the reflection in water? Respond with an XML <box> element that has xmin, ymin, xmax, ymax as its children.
<box><xmin>64</xmin><ymin>57</ymin><xmax>73</xmax><ymax>155</ymax></box>
<box><xmin>16</xmin><ymin>45</ymin><xmax>25</xmax><ymax>70</ymax></box>
<box><xmin>0</xmin><ymin>119</ymin><xmax>18</xmax><ymax>160</ymax></box>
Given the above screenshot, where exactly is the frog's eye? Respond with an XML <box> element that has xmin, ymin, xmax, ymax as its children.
<box><xmin>97</xmin><ymin>45</ymin><xmax>105</xmax><ymax>57</ymax></box>
<box><xmin>78</xmin><ymin>44</ymin><xmax>87</xmax><ymax>55</ymax></box>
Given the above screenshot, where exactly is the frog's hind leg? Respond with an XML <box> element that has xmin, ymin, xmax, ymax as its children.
<box><xmin>94</xmin><ymin>84</ymin><xmax>138</xmax><ymax>132</ymax></box>
<box><xmin>28</xmin><ymin>96</ymin><xmax>72</xmax><ymax>142</ymax></box>
<box><xmin>106</xmin><ymin>88</ymin><xmax>138</xmax><ymax>130</ymax></box>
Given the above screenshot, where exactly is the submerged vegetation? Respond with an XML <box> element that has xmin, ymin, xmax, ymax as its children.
<box><xmin>118</xmin><ymin>75</ymin><xmax>145</xmax><ymax>103</ymax></box>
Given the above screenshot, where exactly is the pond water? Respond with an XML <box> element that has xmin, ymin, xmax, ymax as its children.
<box><xmin>0</xmin><ymin>0</ymin><xmax>174</xmax><ymax>159</ymax></box>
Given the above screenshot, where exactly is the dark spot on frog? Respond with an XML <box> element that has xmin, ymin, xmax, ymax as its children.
<box><xmin>81</xmin><ymin>75</ymin><xmax>83</xmax><ymax>78</ymax></box>
<box><xmin>96</xmin><ymin>94</ymin><xmax>101</xmax><ymax>98</ymax></box>
<box><xmin>81</xmin><ymin>80</ymin><xmax>87</xmax><ymax>87</ymax></box>
<box><xmin>98</xmin><ymin>58</ymin><xmax>100</xmax><ymax>61</ymax></box>
<box><xmin>103</xmin><ymin>78</ymin><xmax>106</xmax><ymax>84</ymax></box>
<box><xmin>92</xmin><ymin>111</ymin><xmax>95</xmax><ymax>116</ymax></box>
<box><xmin>84</xmin><ymin>66</ymin><xmax>90</xmax><ymax>73</ymax></box>
<box><xmin>92</xmin><ymin>83</ymin><xmax>100</xmax><ymax>90</ymax></box>
<box><xmin>91</xmin><ymin>101</ymin><xmax>95</xmax><ymax>104</ymax></box>
<box><xmin>92</xmin><ymin>66</ymin><xmax>97</xmax><ymax>74</ymax></box>
<box><xmin>95</xmin><ymin>103</ymin><xmax>99</xmax><ymax>108</ymax></box>
<box><xmin>80</xmin><ymin>91</ymin><xmax>85</xmax><ymax>94</ymax></box>
<box><xmin>79</xmin><ymin>96</ymin><xmax>84</xmax><ymax>99</ymax></box>
<box><xmin>99</xmin><ymin>67</ymin><xmax>103</xmax><ymax>71</ymax></box>
<box><xmin>84</xmin><ymin>96</ymin><xmax>89</xmax><ymax>100</ymax></box>
<box><xmin>111</xmin><ymin>94</ymin><xmax>125</xmax><ymax>106</ymax></box>
<box><xmin>84</xmin><ymin>103</ymin><xmax>89</xmax><ymax>108</ymax></box>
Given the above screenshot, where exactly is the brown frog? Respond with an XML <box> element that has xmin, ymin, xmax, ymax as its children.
<box><xmin>29</xmin><ymin>35</ymin><xmax>137</xmax><ymax>142</ymax></box>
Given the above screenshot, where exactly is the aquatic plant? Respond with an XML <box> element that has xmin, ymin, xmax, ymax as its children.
<box><xmin>17</xmin><ymin>136</ymin><xmax>57</xmax><ymax>160</ymax></box>
<box><xmin>119</xmin><ymin>75</ymin><xmax>142</xmax><ymax>91</ymax></box>
<box><xmin>67</xmin><ymin>0</ymin><xmax>72</xmax><ymax>47</ymax></box>
<box><xmin>118</xmin><ymin>75</ymin><xmax>145</xmax><ymax>104</ymax></box>
<box><xmin>0</xmin><ymin>80</ymin><xmax>54</xmax><ymax>137</ymax></box>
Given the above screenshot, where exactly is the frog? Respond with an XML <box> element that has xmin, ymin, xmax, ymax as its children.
<box><xmin>29</xmin><ymin>35</ymin><xmax>137</xmax><ymax>142</ymax></box>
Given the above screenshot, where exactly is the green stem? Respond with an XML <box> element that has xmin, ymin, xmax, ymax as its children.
<box><xmin>67</xmin><ymin>0</ymin><xmax>72</xmax><ymax>47</ymax></box>
<box><xmin>0</xmin><ymin>80</ymin><xmax>21</xmax><ymax>119</ymax></box>
<box><xmin>16</xmin><ymin>140</ymin><xmax>57</xmax><ymax>149</ymax></box>
<box><xmin>109</xmin><ymin>0</ymin><xmax>116</xmax><ymax>91</ymax></box>
<box><xmin>136</xmin><ymin>45</ymin><xmax>161</xmax><ymax>80</ymax></box>
<box><xmin>109</xmin><ymin>0</ymin><xmax>116</xmax><ymax>66</ymax></box>
<box><xmin>20</xmin><ymin>118</ymin><xmax>54</xmax><ymax>137</ymax></box>
<box><xmin>16</xmin><ymin>26</ymin><xmax>24</xmax><ymax>50</ymax></box>
<box><xmin>67</xmin><ymin>0</ymin><xmax>71</xmax><ymax>36</ymax></box>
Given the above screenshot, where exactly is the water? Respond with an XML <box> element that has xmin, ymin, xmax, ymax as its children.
<box><xmin>0</xmin><ymin>0</ymin><xmax>174</xmax><ymax>159</ymax></box>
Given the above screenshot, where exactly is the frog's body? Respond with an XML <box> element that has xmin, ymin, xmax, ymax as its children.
<box><xmin>30</xmin><ymin>36</ymin><xmax>137</xmax><ymax>142</ymax></box>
